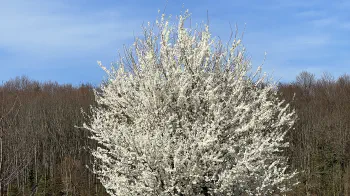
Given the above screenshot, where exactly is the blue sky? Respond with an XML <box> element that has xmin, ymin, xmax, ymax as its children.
<box><xmin>1</xmin><ymin>0</ymin><xmax>349</xmax><ymax>86</ymax></box>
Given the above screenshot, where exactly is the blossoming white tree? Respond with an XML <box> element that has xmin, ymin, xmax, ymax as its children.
<box><xmin>84</xmin><ymin>9</ymin><xmax>298</xmax><ymax>196</ymax></box>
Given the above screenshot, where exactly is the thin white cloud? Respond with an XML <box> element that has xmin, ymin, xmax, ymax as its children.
<box><xmin>242</xmin><ymin>29</ymin><xmax>333</xmax><ymax>81</ymax></box>
<box><xmin>0</xmin><ymin>0</ymin><xmax>142</xmax><ymax>62</ymax></box>
<box><xmin>342</xmin><ymin>23</ymin><xmax>350</xmax><ymax>30</ymax></box>
<box><xmin>310</xmin><ymin>17</ymin><xmax>337</xmax><ymax>27</ymax></box>
<box><xmin>308</xmin><ymin>17</ymin><xmax>350</xmax><ymax>31</ymax></box>
<box><xmin>252</xmin><ymin>0</ymin><xmax>319</xmax><ymax>10</ymax></box>
<box><xmin>295</xmin><ymin>10</ymin><xmax>325</xmax><ymax>18</ymax></box>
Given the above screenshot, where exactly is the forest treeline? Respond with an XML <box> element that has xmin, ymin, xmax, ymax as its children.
<box><xmin>1</xmin><ymin>72</ymin><xmax>350</xmax><ymax>195</ymax></box>
<box><xmin>280</xmin><ymin>72</ymin><xmax>350</xmax><ymax>196</ymax></box>
<box><xmin>0</xmin><ymin>76</ymin><xmax>107</xmax><ymax>195</ymax></box>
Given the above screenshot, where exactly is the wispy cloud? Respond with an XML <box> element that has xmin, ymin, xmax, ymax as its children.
<box><xmin>295</xmin><ymin>10</ymin><xmax>325</xmax><ymax>18</ymax></box>
<box><xmin>0</xmin><ymin>0</ymin><xmax>142</xmax><ymax>62</ymax></box>
<box><xmin>308</xmin><ymin>17</ymin><xmax>350</xmax><ymax>31</ymax></box>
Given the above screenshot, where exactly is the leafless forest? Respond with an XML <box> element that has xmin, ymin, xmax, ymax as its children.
<box><xmin>1</xmin><ymin>72</ymin><xmax>350</xmax><ymax>195</ymax></box>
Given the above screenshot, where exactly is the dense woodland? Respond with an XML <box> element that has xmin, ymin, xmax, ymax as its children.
<box><xmin>0</xmin><ymin>72</ymin><xmax>350</xmax><ymax>195</ymax></box>
<box><xmin>0</xmin><ymin>76</ymin><xmax>107</xmax><ymax>195</ymax></box>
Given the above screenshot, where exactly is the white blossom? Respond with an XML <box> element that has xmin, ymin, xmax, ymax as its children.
<box><xmin>84</xmin><ymin>9</ymin><xmax>298</xmax><ymax>196</ymax></box>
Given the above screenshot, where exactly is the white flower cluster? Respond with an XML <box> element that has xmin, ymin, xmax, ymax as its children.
<box><xmin>84</xmin><ymin>9</ymin><xmax>298</xmax><ymax>196</ymax></box>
